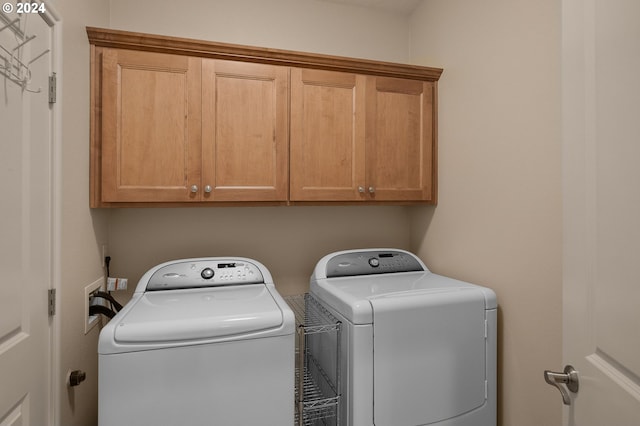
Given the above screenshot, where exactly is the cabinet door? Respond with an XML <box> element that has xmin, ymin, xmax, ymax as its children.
<box><xmin>365</xmin><ymin>77</ymin><xmax>436</xmax><ymax>202</ymax></box>
<box><xmin>101</xmin><ymin>49</ymin><xmax>201</xmax><ymax>202</ymax></box>
<box><xmin>290</xmin><ymin>68</ymin><xmax>366</xmax><ymax>201</ymax></box>
<box><xmin>201</xmin><ymin>60</ymin><xmax>288</xmax><ymax>201</ymax></box>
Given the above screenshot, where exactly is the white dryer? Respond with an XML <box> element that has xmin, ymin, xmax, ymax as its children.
<box><xmin>310</xmin><ymin>249</ymin><xmax>497</xmax><ymax>426</ymax></box>
<box><xmin>98</xmin><ymin>257</ymin><xmax>295</xmax><ymax>426</ymax></box>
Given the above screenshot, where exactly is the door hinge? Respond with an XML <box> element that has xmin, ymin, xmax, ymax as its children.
<box><xmin>48</xmin><ymin>72</ymin><xmax>57</xmax><ymax>104</ymax></box>
<box><xmin>48</xmin><ymin>288</ymin><xmax>56</xmax><ymax>317</ymax></box>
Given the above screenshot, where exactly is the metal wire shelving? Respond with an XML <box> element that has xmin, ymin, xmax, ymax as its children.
<box><xmin>285</xmin><ymin>294</ymin><xmax>341</xmax><ymax>426</ymax></box>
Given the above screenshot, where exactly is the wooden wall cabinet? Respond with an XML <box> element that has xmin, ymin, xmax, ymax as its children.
<box><xmin>290</xmin><ymin>69</ymin><xmax>436</xmax><ymax>202</ymax></box>
<box><xmin>94</xmin><ymin>49</ymin><xmax>288</xmax><ymax>205</ymax></box>
<box><xmin>290</xmin><ymin>68</ymin><xmax>366</xmax><ymax>201</ymax></box>
<box><xmin>88</xmin><ymin>27</ymin><xmax>442</xmax><ymax>207</ymax></box>
<box><xmin>365</xmin><ymin>76</ymin><xmax>436</xmax><ymax>202</ymax></box>
<box><xmin>201</xmin><ymin>60</ymin><xmax>289</xmax><ymax>202</ymax></box>
<box><xmin>99</xmin><ymin>49</ymin><xmax>202</xmax><ymax>203</ymax></box>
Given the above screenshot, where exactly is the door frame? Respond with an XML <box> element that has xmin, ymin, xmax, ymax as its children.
<box><xmin>40</xmin><ymin>2</ymin><xmax>62</xmax><ymax>425</ymax></box>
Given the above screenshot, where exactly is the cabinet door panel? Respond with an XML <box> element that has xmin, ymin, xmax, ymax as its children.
<box><xmin>290</xmin><ymin>68</ymin><xmax>366</xmax><ymax>201</ymax></box>
<box><xmin>202</xmin><ymin>60</ymin><xmax>288</xmax><ymax>201</ymax></box>
<box><xmin>366</xmin><ymin>77</ymin><xmax>435</xmax><ymax>201</ymax></box>
<box><xmin>101</xmin><ymin>49</ymin><xmax>201</xmax><ymax>202</ymax></box>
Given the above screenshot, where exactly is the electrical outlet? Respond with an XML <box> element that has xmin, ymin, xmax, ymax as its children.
<box><xmin>107</xmin><ymin>277</ymin><xmax>128</xmax><ymax>291</ymax></box>
<box><xmin>85</xmin><ymin>277</ymin><xmax>105</xmax><ymax>334</ymax></box>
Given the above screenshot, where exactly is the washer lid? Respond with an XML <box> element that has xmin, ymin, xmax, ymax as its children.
<box><xmin>113</xmin><ymin>284</ymin><xmax>284</xmax><ymax>343</ymax></box>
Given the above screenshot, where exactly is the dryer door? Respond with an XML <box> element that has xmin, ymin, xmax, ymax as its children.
<box><xmin>371</xmin><ymin>288</ymin><xmax>487</xmax><ymax>426</ymax></box>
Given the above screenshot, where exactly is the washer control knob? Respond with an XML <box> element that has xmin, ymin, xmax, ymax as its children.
<box><xmin>368</xmin><ymin>257</ymin><xmax>380</xmax><ymax>268</ymax></box>
<box><xmin>201</xmin><ymin>267</ymin><xmax>215</xmax><ymax>280</ymax></box>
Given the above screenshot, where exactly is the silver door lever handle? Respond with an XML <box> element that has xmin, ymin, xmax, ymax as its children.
<box><xmin>544</xmin><ymin>365</ymin><xmax>579</xmax><ymax>405</ymax></box>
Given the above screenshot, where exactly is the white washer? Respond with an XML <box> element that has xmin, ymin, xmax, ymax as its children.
<box><xmin>98</xmin><ymin>257</ymin><xmax>295</xmax><ymax>426</ymax></box>
<box><xmin>310</xmin><ymin>249</ymin><xmax>497</xmax><ymax>426</ymax></box>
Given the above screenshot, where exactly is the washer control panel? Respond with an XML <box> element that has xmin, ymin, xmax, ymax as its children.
<box><xmin>146</xmin><ymin>260</ymin><xmax>264</xmax><ymax>291</ymax></box>
<box><xmin>326</xmin><ymin>250</ymin><xmax>424</xmax><ymax>278</ymax></box>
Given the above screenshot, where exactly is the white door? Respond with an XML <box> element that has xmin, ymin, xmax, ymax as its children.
<box><xmin>0</xmin><ymin>4</ymin><xmax>58</xmax><ymax>425</ymax></box>
<box><xmin>561</xmin><ymin>0</ymin><xmax>640</xmax><ymax>424</ymax></box>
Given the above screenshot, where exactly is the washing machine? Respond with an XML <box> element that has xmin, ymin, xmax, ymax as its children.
<box><xmin>98</xmin><ymin>257</ymin><xmax>295</xmax><ymax>426</ymax></box>
<box><xmin>309</xmin><ymin>248</ymin><xmax>497</xmax><ymax>426</ymax></box>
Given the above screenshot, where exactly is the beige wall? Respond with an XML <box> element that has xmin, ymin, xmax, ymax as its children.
<box><xmin>409</xmin><ymin>1</ymin><xmax>562</xmax><ymax>425</ymax></box>
<box><xmin>108</xmin><ymin>0</ymin><xmax>411</xmax><ymax>62</ymax></box>
<box><xmin>53</xmin><ymin>0</ymin><xmax>110</xmax><ymax>425</ymax></box>
<box><xmin>108</xmin><ymin>206</ymin><xmax>411</xmax><ymax>298</ymax></box>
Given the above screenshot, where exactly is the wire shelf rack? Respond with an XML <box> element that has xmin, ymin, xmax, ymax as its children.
<box><xmin>285</xmin><ymin>294</ymin><xmax>341</xmax><ymax>426</ymax></box>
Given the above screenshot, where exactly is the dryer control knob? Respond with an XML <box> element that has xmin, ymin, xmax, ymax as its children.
<box><xmin>201</xmin><ymin>268</ymin><xmax>215</xmax><ymax>280</ymax></box>
<box><xmin>368</xmin><ymin>257</ymin><xmax>380</xmax><ymax>267</ymax></box>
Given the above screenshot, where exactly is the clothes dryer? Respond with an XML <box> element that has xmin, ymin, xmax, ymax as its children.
<box><xmin>310</xmin><ymin>249</ymin><xmax>497</xmax><ymax>426</ymax></box>
<box><xmin>98</xmin><ymin>257</ymin><xmax>294</xmax><ymax>426</ymax></box>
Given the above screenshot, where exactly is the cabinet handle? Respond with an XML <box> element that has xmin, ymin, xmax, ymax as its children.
<box><xmin>190</xmin><ymin>185</ymin><xmax>198</xmax><ymax>193</ymax></box>
<box><xmin>358</xmin><ymin>186</ymin><xmax>365</xmax><ymax>194</ymax></box>
<box><xmin>204</xmin><ymin>185</ymin><xmax>212</xmax><ymax>193</ymax></box>
<box><xmin>368</xmin><ymin>186</ymin><xmax>375</xmax><ymax>194</ymax></box>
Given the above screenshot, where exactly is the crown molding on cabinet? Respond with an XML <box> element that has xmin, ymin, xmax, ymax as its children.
<box><xmin>86</xmin><ymin>27</ymin><xmax>443</xmax><ymax>82</ymax></box>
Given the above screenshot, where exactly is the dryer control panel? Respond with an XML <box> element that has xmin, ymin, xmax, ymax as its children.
<box><xmin>145</xmin><ymin>260</ymin><xmax>264</xmax><ymax>291</ymax></box>
<box><xmin>325</xmin><ymin>250</ymin><xmax>424</xmax><ymax>278</ymax></box>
